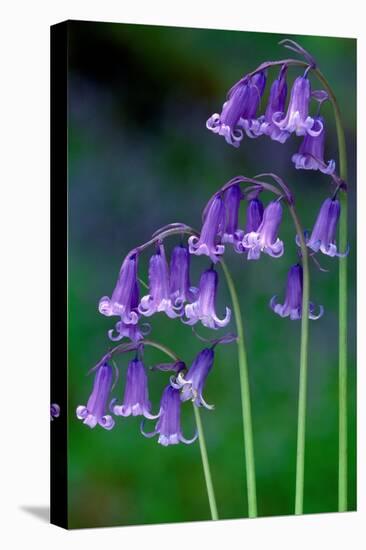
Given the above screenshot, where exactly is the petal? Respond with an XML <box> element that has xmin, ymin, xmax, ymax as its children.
<box><xmin>140</xmin><ymin>419</ymin><xmax>158</xmax><ymax>438</ymax></box>
<box><xmin>76</xmin><ymin>405</ymin><xmax>88</xmax><ymax>420</ymax></box>
<box><xmin>180</xmin><ymin>430</ymin><xmax>198</xmax><ymax>445</ymax></box>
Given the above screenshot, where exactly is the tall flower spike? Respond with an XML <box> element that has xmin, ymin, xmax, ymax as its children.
<box><xmin>270</xmin><ymin>263</ymin><xmax>324</xmax><ymax>320</ymax></box>
<box><xmin>254</xmin><ymin>65</ymin><xmax>290</xmax><ymax>143</ymax></box>
<box><xmin>241</xmin><ymin>200</ymin><xmax>284</xmax><ymax>260</ymax></box>
<box><xmin>170</xmin><ymin>244</ymin><xmax>198</xmax><ymax>308</ymax></box>
<box><xmin>139</xmin><ymin>243</ymin><xmax>181</xmax><ymax>318</ymax></box>
<box><xmin>304</xmin><ymin>198</ymin><xmax>347</xmax><ymax>257</ymax></box>
<box><xmin>76</xmin><ymin>363</ymin><xmax>115</xmax><ymax>430</ymax></box>
<box><xmin>206</xmin><ymin>72</ymin><xmax>266</xmax><ymax>148</ymax></box>
<box><xmin>141</xmin><ymin>385</ymin><xmax>198</xmax><ymax>446</ymax></box>
<box><xmin>273</xmin><ymin>76</ymin><xmax>322</xmax><ymax>137</ymax></box>
<box><xmin>172</xmin><ymin>348</ymin><xmax>215</xmax><ymax>409</ymax></box>
<box><xmin>112</xmin><ymin>358</ymin><xmax>159</xmax><ymax>419</ymax></box>
<box><xmin>292</xmin><ymin>116</ymin><xmax>336</xmax><ymax>174</ymax></box>
<box><xmin>222</xmin><ymin>184</ymin><xmax>243</xmax><ymax>244</ymax></box>
<box><xmin>183</xmin><ymin>267</ymin><xmax>231</xmax><ymax>329</ymax></box>
<box><xmin>99</xmin><ymin>252</ymin><xmax>139</xmax><ymax>324</ymax></box>
<box><xmin>188</xmin><ymin>195</ymin><xmax>225</xmax><ymax>263</ymax></box>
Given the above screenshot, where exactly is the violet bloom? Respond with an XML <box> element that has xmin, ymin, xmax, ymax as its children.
<box><xmin>50</xmin><ymin>403</ymin><xmax>60</xmax><ymax>421</ymax></box>
<box><xmin>184</xmin><ymin>267</ymin><xmax>231</xmax><ymax>329</ymax></box>
<box><xmin>99</xmin><ymin>252</ymin><xmax>139</xmax><ymax>324</ymax></box>
<box><xmin>206</xmin><ymin>72</ymin><xmax>266</xmax><ymax>148</ymax></box>
<box><xmin>270</xmin><ymin>264</ymin><xmax>324</xmax><ymax>320</ymax></box>
<box><xmin>241</xmin><ymin>200</ymin><xmax>284</xmax><ymax>260</ymax></box>
<box><xmin>222</xmin><ymin>184</ymin><xmax>243</xmax><ymax>244</ymax></box>
<box><xmin>292</xmin><ymin>116</ymin><xmax>335</xmax><ymax>174</ymax></box>
<box><xmin>112</xmin><ymin>358</ymin><xmax>158</xmax><ymax>419</ymax></box>
<box><xmin>108</xmin><ymin>282</ymin><xmax>147</xmax><ymax>342</ymax></box>
<box><xmin>170</xmin><ymin>244</ymin><xmax>198</xmax><ymax>308</ymax></box>
<box><xmin>188</xmin><ymin>195</ymin><xmax>225</xmax><ymax>263</ymax></box>
<box><xmin>254</xmin><ymin>66</ymin><xmax>290</xmax><ymax>143</ymax></box>
<box><xmin>305</xmin><ymin>198</ymin><xmax>346</xmax><ymax>257</ymax></box>
<box><xmin>139</xmin><ymin>243</ymin><xmax>180</xmax><ymax>318</ymax></box>
<box><xmin>76</xmin><ymin>363</ymin><xmax>115</xmax><ymax>430</ymax></box>
<box><xmin>172</xmin><ymin>348</ymin><xmax>215</xmax><ymax>409</ymax></box>
<box><xmin>273</xmin><ymin>76</ymin><xmax>322</xmax><ymax>137</ymax></box>
<box><xmin>141</xmin><ymin>385</ymin><xmax>198</xmax><ymax>447</ymax></box>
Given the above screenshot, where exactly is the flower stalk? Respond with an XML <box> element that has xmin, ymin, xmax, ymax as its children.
<box><xmin>220</xmin><ymin>260</ymin><xmax>257</xmax><ymax>517</ymax></box>
<box><xmin>288</xmin><ymin>205</ymin><xmax>310</xmax><ymax>515</ymax></box>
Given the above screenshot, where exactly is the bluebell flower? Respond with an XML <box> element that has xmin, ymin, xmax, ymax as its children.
<box><xmin>139</xmin><ymin>243</ymin><xmax>181</xmax><ymax>318</ymax></box>
<box><xmin>99</xmin><ymin>252</ymin><xmax>139</xmax><ymax>324</ymax></box>
<box><xmin>241</xmin><ymin>200</ymin><xmax>284</xmax><ymax>259</ymax></box>
<box><xmin>172</xmin><ymin>348</ymin><xmax>215</xmax><ymax>409</ymax></box>
<box><xmin>253</xmin><ymin>65</ymin><xmax>290</xmax><ymax>143</ymax></box>
<box><xmin>141</xmin><ymin>385</ymin><xmax>198</xmax><ymax>446</ymax></box>
<box><xmin>206</xmin><ymin>72</ymin><xmax>266</xmax><ymax>147</ymax></box>
<box><xmin>50</xmin><ymin>403</ymin><xmax>60</xmax><ymax>421</ymax></box>
<box><xmin>189</xmin><ymin>195</ymin><xmax>225</xmax><ymax>263</ymax></box>
<box><xmin>235</xmin><ymin>197</ymin><xmax>264</xmax><ymax>253</ymax></box>
<box><xmin>222</xmin><ymin>184</ymin><xmax>243</xmax><ymax>244</ymax></box>
<box><xmin>273</xmin><ymin>76</ymin><xmax>322</xmax><ymax>137</ymax></box>
<box><xmin>292</xmin><ymin>116</ymin><xmax>335</xmax><ymax>174</ymax></box>
<box><xmin>304</xmin><ymin>198</ymin><xmax>347</xmax><ymax>257</ymax></box>
<box><xmin>108</xmin><ymin>282</ymin><xmax>149</xmax><ymax>342</ymax></box>
<box><xmin>170</xmin><ymin>244</ymin><xmax>198</xmax><ymax>308</ymax></box>
<box><xmin>76</xmin><ymin>363</ymin><xmax>115</xmax><ymax>430</ymax></box>
<box><xmin>184</xmin><ymin>267</ymin><xmax>231</xmax><ymax>329</ymax></box>
<box><xmin>270</xmin><ymin>264</ymin><xmax>324</xmax><ymax>320</ymax></box>
<box><xmin>112</xmin><ymin>358</ymin><xmax>159</xmax><ymax>419</ymax></box>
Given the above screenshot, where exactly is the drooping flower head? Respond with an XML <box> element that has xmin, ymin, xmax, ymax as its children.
<box><xmin>99</xmin><ymin>252</ymin><xmax>139</xmax><ymax>324</ymax></box>
<box><xmin>241</xmin><ymin>200</ymin><xmax>284</xmax><ymax>260</ymax></box>
<box><xmin>112</xmin><ymin>358</ymin><xmax>159</xmax><ymax>419</ymax></box>
<box><xmin>305</xmin><ymin>198</ymin><xmax>346</xmax><ymax>257</ymax></box>
<box><xmin>170</xmin><ymin>244</ymin><xmax>198</xmax><ymax>308</ymax></box>
<box><xmin>255</xmin><ymin>65</ymin><xmax>290</xmax><ymax>143</ymax></box>
<box><xmin>184</xmin><ymin>267</ymin><xmax>231</xmax><ymax>329</ymax></box>
<box><xmin>270</xmin><ymin>263</ymin><xmax>324</xmax><ymax>320</ymax></box>
<box><xmin>139</xmin><ymin>243</ymin><xmax>180</xmax><ymax>318</ymax></box>
<box><xmin>206</xmin><ymin>72</ymin><xmax>266</xmax><ymax>147</ymax></box>
<box><xmin>76</xmin><ymin>362</ymin><xmax>115</xmax><ymax>430</ymax></box>
<box><xmin>222</xmin><ymin>184</ymin><xmax>243</xmax><ymax>244</ymax></box>
<box><xmin>273</xmin><ymin>76</ymin><xmax>322</xmax><ymax>137</ymax></box>
<box><xmin>50</xmin><ymin>403</ymin><xmax>60</xmax><ymax>421</ymax></box>
<box><xmin>188</xmin><ymin>195</ymin><xmax>225</xmax><ymax>263</ymax></box>
<box><xmin>292</xmin><ymin>116</ymin><xmax>335</xmax><ymax>174</ymax></box>
<box><xmin>141</xmin><ymin>385</ymin><xmax>198</xmax><ymax>447</ymax></box>
<box><xmin>172</xmin><ymin>348</ymin><xmax>215</xmax><ymax>409</ymax></box>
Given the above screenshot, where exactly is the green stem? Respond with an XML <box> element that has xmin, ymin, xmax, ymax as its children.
<box><xmin>221</xmin><ymin>260</ymin><xmax>257</xmax><ymax>517</ymax></box>
<box><xmin>312</xmin><ymin>68</ymin><xmax>349</xmax><ymax>513</ymax></box>
<box><xmin>289</xmin><ymin>206</ymin><xmax>310</xmax><ymax>515</ymax></box>
<box><xmin>193</xmin><ymin>405</ymin><xmax>219</xmax><ymax>520</ymax></box>
<box><xmin>142</xmin><ymin>339</ymin><xmax>219</xmax><ymax>519</ymax></box>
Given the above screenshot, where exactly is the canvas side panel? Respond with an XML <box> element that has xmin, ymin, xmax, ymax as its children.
<box><xmin>50</xmin><ymin>21</ymin><xmax>68</xmax><ymax>530</ymax></box>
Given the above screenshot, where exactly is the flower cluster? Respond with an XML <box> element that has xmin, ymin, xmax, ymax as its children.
<box><xmin>99</xmin><ymin>240</ymin><xmax>231</xmax><ymax>342</ymax></box>
<box><xmin>76</xmin><ymin>338</ymin><xmax>233</xmax><ymax>446</ymax></box>
<box><xmin>207</xmin><ymin>65</ymin><xmax>335</xmax><ymax>175</ymax></box>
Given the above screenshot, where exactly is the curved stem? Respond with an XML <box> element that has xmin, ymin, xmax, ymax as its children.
<box><xmin>289</xmin><ymin>206</ymin><xmax>310</xmax><ymax>515</ymax></box>
<box><xmin>193</xmin><ymin>405</ymin><xmax>219</xmax><ymax>520</ymax></box>
<box><xmin>137</xmin><ymin>339</ymin><xmax>219</xmax><ymax>520</ymax></box>
<box><xmin>220</xmin><ymin>260</ymin><xmax>257</xmax><ymax>517</ymax></box>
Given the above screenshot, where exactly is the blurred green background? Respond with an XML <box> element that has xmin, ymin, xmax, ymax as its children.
<box><xmin>67</xmin><ymin>21</ymin><xmax>356</xmax><ymax>528</ymax></box>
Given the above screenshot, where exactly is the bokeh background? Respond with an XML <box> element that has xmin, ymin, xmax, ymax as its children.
<box><xmin>67</xmin><ymin>21</ymin><xmax>356</xmax><ymax>528</ymax></box>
